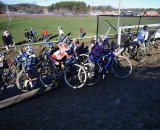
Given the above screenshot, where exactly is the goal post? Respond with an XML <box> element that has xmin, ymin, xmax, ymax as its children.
<box><xmin>96</xmin><ymin>15</ymin><xmax>160</xmax><ymax>47</ymax></box>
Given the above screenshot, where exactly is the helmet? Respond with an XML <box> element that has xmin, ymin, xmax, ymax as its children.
<box><xmin>58</xmin><ymin>42</ymin><xmax>68</xmax><ymax>50</ymax></box>
<box><xmin>101</xmin><ymin>35</ymin><xmax>109</xmax><ymax>45</ymax></box>
<box><xmin>143</xmin><ymin>25</ymin><xmax>149</xmax><ymax>30</ymax></box>
<box><xmin>25</xmin><ymin>45</ymin><xmax>34</xmax><ymax>55</ymax></box>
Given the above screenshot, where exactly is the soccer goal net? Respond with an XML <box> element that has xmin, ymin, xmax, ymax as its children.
<box><xmin>96</xmin><ymin>15</ymin><xmax>160</xmax><ymax>47</ymax></box>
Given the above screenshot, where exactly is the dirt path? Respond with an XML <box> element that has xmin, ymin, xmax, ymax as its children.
<box><xmin>0</xmin><ymin>48</ymin><xmax>160</xmax><ymax>130</ymax></box>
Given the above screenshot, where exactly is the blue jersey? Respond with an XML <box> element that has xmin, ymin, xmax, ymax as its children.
<box><xmin>136</xmin><ymin>30</ymin><xmax>149</xmax><ymax>41</ymax></box>
<box><xmin>15</xmin><ymin>52</ymin><xmax>27</xmax><ymax>64</ymax></box>
<box><xmin>91</xmin><ymin>43</ymin><xmax>104</xmax><ymax>56</ymax></box>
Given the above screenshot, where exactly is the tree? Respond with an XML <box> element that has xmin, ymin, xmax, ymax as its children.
<box><xmin>0</xmin><ymin>1</ymin><xmax>5</xmax><ymax>14</ymax></box>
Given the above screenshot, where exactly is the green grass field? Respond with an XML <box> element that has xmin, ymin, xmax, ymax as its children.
<box><xmin>0</xmin><ymin>16</ymin><xmax>97</xmax><ymax>46</ymax></box>
<box><xmin>0</xmin><ymin>16</ymin><xmax>160</xmax><ymax>47</ymax></box>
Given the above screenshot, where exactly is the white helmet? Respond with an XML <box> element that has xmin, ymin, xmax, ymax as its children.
<box><xmin>25</xmin><ymin>45</ymin><xmax>34</xmax><ymax>54</ymax></box>
<box><xmin>101</xmin><ymin>34</ymin><xmax>109</xmax><ymax>42</ymax></box>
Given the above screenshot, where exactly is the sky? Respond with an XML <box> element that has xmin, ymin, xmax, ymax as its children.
<box><xmin>2</xmin><ymin>0</ymin><xmax>160</xmax><ymax>9</ymax></box>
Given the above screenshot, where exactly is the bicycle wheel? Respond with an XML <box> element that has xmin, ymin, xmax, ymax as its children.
<box><xmin>112</xmin><ymin>56</ymin><xmax>132</xmax><ymax>78</ymax></box>
<box><xmin>78</xmin><ymin>54</ymin><xmax>88</xmax><ymax>63</ymax></box>
<box><xmin>83</xmin><ymin>62</ymin><xmax>100</xmax><ymax>86</ymax></box>
<box><xmin>40</xmin><ymin>66</ymin><xmax>56</xmax><ymax>87</ymax></box>
<box><xmin>146</xmin><ymin>42</ymin><xmax>153</xmax><ymax>56</ymax></box>
<box><xmin>16</xmin><ymin>69</ymin><xmax>38</xmax><ymax>92</ymax></box>
<box><xmin>64</xmin><ymin>64</ymin><xmax>86</xmax><ymax>89</ymax></box>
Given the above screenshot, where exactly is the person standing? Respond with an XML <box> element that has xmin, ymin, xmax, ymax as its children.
<box><xmin>2</xmin><ymin>29</ymin><xmax>14</xmax><ymax>51</ymax></box>
<box><xmin>42</xmin><ymin>28</ymin><xmax>48</xmax><ymax>44</ymax></box>
<box><xmin>24</xmin><ymin>29</ymin><xmax>30</xmax><ymax>43</ymax></box>
<box><xmin>58</xmin><ymin>26</ymin><xmax>64</xmax><ymax>42</ymax></box>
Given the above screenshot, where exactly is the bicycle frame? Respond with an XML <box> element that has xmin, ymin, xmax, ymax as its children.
<box><xmin>94</xmin><ymin>50</ymin><xmax>115</xmax><ymax>78</ymax></box>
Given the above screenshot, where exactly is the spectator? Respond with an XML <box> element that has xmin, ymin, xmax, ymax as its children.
<box><xmin>2</xmin><ymin>29</ymin><xmax>14</xmax><ymax>51</ymax></box>
<box><xmin>24</xmin><ymin>29</ymin><xmax>30</xmax><ymax>43</ymax></box>
<box><xmin>58</xmin><ymin>26</ymin><xmax>64</xmax><ymax>42</ymax></box>
<box><xmin>80</xmin><ymin>26</ymin><xmax>86</xmax><ymax>38</ymax></box>
<box><xmin>30</xmin><ymin>28</ymin><xmax>37</xmax><ymax>42</ymax></box>
<box><xmin>42</xmin><ymin>28</ymin><xmax>48</xmax><ymax>44</ymax></box>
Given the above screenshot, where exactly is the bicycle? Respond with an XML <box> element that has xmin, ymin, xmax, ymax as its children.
<box><xmin>16</xmin><ymin>58</ymin><xmax>39</xmax><ymax>92</ymax></box>
<box><xmin>82</xmin><ymin>48</ymin><xmax>132</xmax><ymax>86</ymax></box>
<box><xmin>39</xmin><ymin>53</ymin><xmax>87</xmax><ymax>89</ymax></box>
<box><xmin>0</xmin><ymin>54</ymin><xmax>18</xmax><ymax>92</ymax></box>
<box><xmin>132</xmin><ymin>40</ymin><xmax>153</xmax><ymax>61</ymax></box>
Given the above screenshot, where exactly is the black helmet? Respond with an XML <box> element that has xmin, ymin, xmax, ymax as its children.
<box><xmin>143</xmin><ymin>25</ymin><xmax>149</xmax><ymax>30</ymax></box>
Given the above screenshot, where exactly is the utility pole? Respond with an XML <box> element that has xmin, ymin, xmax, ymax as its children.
<box><xmin>117</xmin><ymin>0</ymin><xmax>121</xmax><ymax>29</ymax></box>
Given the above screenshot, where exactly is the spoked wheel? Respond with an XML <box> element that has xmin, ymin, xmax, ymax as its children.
<box><xmin>64</xmin><ymin>64</ymin><xmax>87</xmax><ymax>89</ymax></box>
<box><xmin>112</xmin><ymin>56</ymin><xmax>132</xmax><ymax>78</ymax></box>
<box><xmin>83</xmin><ymin>62</ymin><xmax>100</xmax><ymax>86</ymax></box>
<box><xmin>16</xmin><ymin>69</ymin><xmax>38</xmax><ymax>92</ymax></box>
<box><xmin>40</xmin><ymin>66</ymin><xmax>56</xmax><ymax>87</ymax></box>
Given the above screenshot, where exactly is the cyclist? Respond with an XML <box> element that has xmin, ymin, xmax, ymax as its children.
<box><xmin>15</xmin><ymin>48</ymin><xmax>28</xmax><ymax>70</ymax></box>
<box><xmin>40</xmin><ymin>40</ymin><xmax>55</xmax><ymax>55</ymax></box>
<box><xmin>89</xmin><ymin>36</ymin><xmax>96</xmax><ymax>53</ymax></box>
<box><xmin>89</xmin><ymin>35</ymin><xmax>109</xmax><ymax>62</ymax></box>
<box><xmin>152</xmin><ymin>29</ymin><xmax>160</xmax><ymax>46</ymax></box>
<box><xmin>24</xmin><ymin>46</ymin><xmax>37</xmax><ymax>88</ymax></box>
<box><xmin>132</xmin><ymin>25</ymin><xmax>149</xmax><ymax>51</ymax></box>
<box><xmin>66</xmin><ymin>38</ymin><xmax>78</xmax><ymax>55</ymax></box>
<box><xmin>50</xmin><ymin>42</ymin><xmax>70</xmax><ymax>70</ymax></box>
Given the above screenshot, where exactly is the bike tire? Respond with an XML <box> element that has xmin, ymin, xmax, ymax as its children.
<box><xmin>64</xmin><ymin>64</ymin><xmax>87</xmax><ymax>89</ymax></box>
<box><xmin>83</xmin><ymin>62</ymin><xmax>100</xmax><ymax>86</ymax></box>
<box><xmin>111</xmin><ymin>56</ymin><xmax>132</xmax><ymax>78</ymax></box>
<box><xmin>40</xmin><ymin>66</ymin><xmax>56</xmax><ymax>87</ymax></box>
<box><xmin>16</xmin><ymin>69</ymin><xmax>38</xmax><ymax>92</ymax></box>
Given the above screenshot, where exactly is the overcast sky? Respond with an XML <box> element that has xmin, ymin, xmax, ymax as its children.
<box><xmin>3</xmin><ymin>0</ymin><xmax>160</xmax><ymax>8</ymax></box>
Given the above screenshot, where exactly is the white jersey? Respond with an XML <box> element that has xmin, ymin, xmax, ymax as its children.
<box><xmin>134</xmin><ymin>30</ymin><xmax>149</xmax><ymax>42</ymax></box>
<box><xmin>154</xmin><ymin>29</ymin><xmax>160</xmax><ymax>38</ymax></box>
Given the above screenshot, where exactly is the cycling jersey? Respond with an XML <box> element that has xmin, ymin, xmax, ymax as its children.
<box><xmin>134</xmin><ymin>30</ymin><xmax>149</xmax><ymax>41</ymax></box>
<box><xmin>25</xmin><ymin>53</ymin><xmax>36</xmax><ymax>67</ymax></box>
<box><xmin>51</xmin><ymin>50</ymin><xmax>69</xmax><ymax>61</ymax></box>
<box><xmin>15</xmin><ymin>52</ymin><xmax>28</xmax><ymax>64</ymax></box>
<box><xmin>91</xmin><ymin>43</ymin><xmax>104</xmax><ymax>56</ymax></box>
<box><xmin>154</xmin><ymin>29</ymin><xmax>160</xmax><ymax>39</ymax></box>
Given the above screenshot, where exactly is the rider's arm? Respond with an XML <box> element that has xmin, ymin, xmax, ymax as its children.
<box><xmin>144</xmin><ymin>31</ymin><xmax>149</xmax><ymax>41</ymax></box>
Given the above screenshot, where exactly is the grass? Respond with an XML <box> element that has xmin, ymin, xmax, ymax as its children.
<box><xmin>0</xmin><ymin>16</ymin><xmax>160</xmax><ymax>47</ymax></box>
<box><xmin>0</xmin><ymin>16</ymin><xmax>97</xmax><ymax>46</ymax></box>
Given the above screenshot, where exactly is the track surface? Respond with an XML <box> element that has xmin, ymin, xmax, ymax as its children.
<box><xmin>0</xmin><ymin>48</ymin><xmax>160</xmax><ymax>130</ymax></box>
